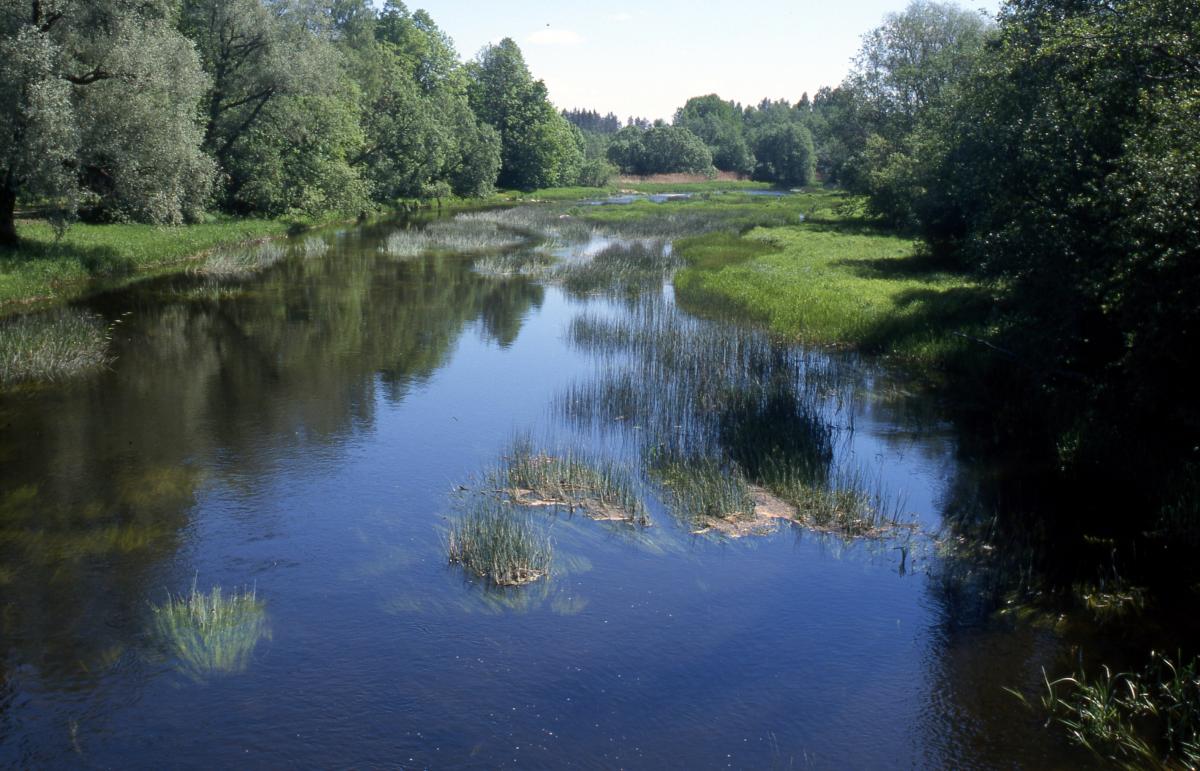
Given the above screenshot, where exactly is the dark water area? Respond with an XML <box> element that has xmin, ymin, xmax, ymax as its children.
<box><xmin>0</xmin><ymin>215</ymin><xmax>1102</xmax><ymax>767</ymax></box>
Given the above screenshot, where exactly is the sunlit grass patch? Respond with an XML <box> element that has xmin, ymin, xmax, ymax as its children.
<box><xmin>150</xmin><ymin>582</ymin><xmax>270</xmax><ymax>680</ymax></box>
<box><xmin>0</xmin><ymin>309</ymin><xmax>112</xmax><ymax>385</ymax></box>
<box><xmin>673</xmin><ymin>220</ymin><xmax>988</xmax><ymax>363</ymax></box>
<box><xmin>447</xmin><ymin>497</ymin><xmax>553</xmax><ymax>586</ymax></box>
<box><xmin>189</xmin><ymin>242</ymin><xmax>286</xmax><ymax>280</ymax></box>
<box><xmin>500</xmin><ymin>437</ymin><xmax>648</xmax><ymax>525</ymax></box>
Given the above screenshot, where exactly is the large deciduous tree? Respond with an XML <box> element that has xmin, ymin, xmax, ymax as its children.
<box><xmin>1</xmin><ymin>0</ymin><xmax>214</xmax><ymax>244</ymax></box>
<box><xmin>674</xmin><ymin>94</ymin><xmax>753</xmax><ymax>175</ymax></box>
<box><xmin>466</xmin><ymin>38</ymin><xmax>582</xmax><ymax>190</ymax></box>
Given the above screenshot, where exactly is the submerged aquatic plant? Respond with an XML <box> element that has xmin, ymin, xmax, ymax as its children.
<box><xmin>447</xmin><ymin>498</ymin><xmax>553</xmax><ymax>586</ymax></box>
<box><xmin>150</xmin><ymin>582</ymin><xmax>270</xmax><ymax>680</ymax></box>
<box><xmin>190</xmin><ymin>242</ymin><xmax>286</xmax><ymax>279</ymax></box>
<box><xmin>500</xmin><ymin>437</ymin><xmax>648</xmax><ymax>525</ymax></box>
<box><xmin>0</xmin><ymin>309</ymin><xmax>113</xmax><ymax>385</ymax></box>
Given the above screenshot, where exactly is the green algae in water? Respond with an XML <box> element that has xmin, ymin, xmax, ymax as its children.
<box><xmin>150</xmin><ymin>582</ymin><xmax>270</xmax><ymax>680</ymax></box>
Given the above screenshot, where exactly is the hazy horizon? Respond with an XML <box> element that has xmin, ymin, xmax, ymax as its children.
<box><xmin>408</xmin><ymin>0</ymin><xmax>999</xmax><ymax>121</ymax></box>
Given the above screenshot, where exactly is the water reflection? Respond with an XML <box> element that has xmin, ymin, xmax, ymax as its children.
<box><xmin>0</xmin><ymin>211</ymin><xmax>1099</xmax><ymax>767</ymax></box>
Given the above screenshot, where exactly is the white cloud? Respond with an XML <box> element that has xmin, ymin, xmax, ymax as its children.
<box><xmin>609</xmin><ymin>12</ymin><xmax>634</xmax><ymax>23</ymax></box>
<box><xmin>526</xmin><ymin>28</ymin><xmax>583</xmax><ymax>47</ymax></box>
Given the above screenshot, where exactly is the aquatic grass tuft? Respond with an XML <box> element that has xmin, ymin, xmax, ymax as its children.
<box><xmin>382</xmin><ymin>219</ymin><xmax>530</xmax><ymax>258</ymax></box>
<box><xmin>447</xmin><ymin>497</ymin><xmax>553</xmax><ymax>586</ymax></box>
<box><xmin>150</xmin><ymin>581</ymin><xmax>270</xmax><ymax>680</ymax></box>
<box><xmin>190</xmin><ymin>242</ymin><xmax>287</xmax><ymax>279</ymax></box>
<box><xmin>473</xmin><ymin>250</ymin><xmax>556</xmax><ymax>278</ymax></box>
<box><xmin>761</xmin><ymin>460</ymin><xmax>912</xmax><ymax>538</ymax></box>
<box><xmin>649</xmin><ymin>451</ymin><xmax>757</xmax><ymax>529</ymax></box>
<box><xmin>300</xmin><ymin>236</ymin><xmax>329</xmax><ymax>257</ymax></box>
<box><xmin>1029</xmin><ymin>652</ymin><xmax>1200</xmax><ymax>768</ymax></box>
<box><xmin>557</xmin><ymin>240</ymin><xmax>679</xmax><ymax>296</ymax></box>
<box><xmin>500</xmin><ymin>437</ymin><xmax>648</xmax><ymax>525</ymax></box>
<box><xmin>0</xmin><ymin>309</ymin><xmax>113</xmax><ymax>385</ymax></box>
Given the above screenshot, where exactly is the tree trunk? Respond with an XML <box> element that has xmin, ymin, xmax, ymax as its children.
<box><xmin>0</xmin><ymin>185</ymin><xmax>17</xmax><ymax>247</ymax></box>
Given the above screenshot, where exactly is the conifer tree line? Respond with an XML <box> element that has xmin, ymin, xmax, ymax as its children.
<box><xmin>0</xmin><ymin>0</ymin><xmax>589</xmax><ymax>243</ymax></box>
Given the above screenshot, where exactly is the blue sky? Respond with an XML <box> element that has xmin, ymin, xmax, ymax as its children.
<box><xmin>409</xmin><ymin>0</ymin><xmax>998</xmax><ymax>121</ymax></box>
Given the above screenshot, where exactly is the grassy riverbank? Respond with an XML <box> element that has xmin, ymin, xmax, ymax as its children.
<box><xmin>0</xmin><ymin>217</ymin><xmax>294</xmax><ymax>314</ymax></box>
<box><xmin>572</xmin><ymin>187</ymin><xmax>994</xmax><ymax>366</ymax></box>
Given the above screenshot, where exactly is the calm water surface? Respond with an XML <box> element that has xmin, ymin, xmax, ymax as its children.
<box><xmin>0</xmin><ymin>215</ymin><xmax>1096</xmax><ymax>768</ymax></box>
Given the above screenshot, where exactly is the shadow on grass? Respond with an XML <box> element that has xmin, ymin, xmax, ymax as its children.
<box><xmin>0</xmin><ymin>240</ymin><xmax>136</xmax><ymax>278</ymax></box>
<box><xmin>858</xmin><ymin>285</ymin><xmax>999</xmax><ymax>357</ymax></box>
<box><xmin>833</xmin><ymin>251</ymin><xmax>964</xmax><ymax>283</ymax></box>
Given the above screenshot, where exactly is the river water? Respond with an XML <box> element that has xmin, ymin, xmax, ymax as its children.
<box><xmin>0</xmin><ymin>214</ymin><xmax>1097</xmax><ymax>767</ymax></box>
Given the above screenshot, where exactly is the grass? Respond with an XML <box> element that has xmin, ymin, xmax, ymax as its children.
<box><xmin>558</xmin><ymin>240</ymin><xmax>678</xmax><ymax>296</ymax></box>
<box><xmin>189</xmin><ymin>242</ymin><xmax>287</xmax><ymax>280</ymax></box>
<box><xmin>1026</xmin><ymin>652</ymin><xmax>1200</xmax><ymax>768</ymax></box>
<box><xmin>473</xmin><ymin>250</ymin><xmax>556</xmax><ymax>277</ymax></box>
<box><xmin>669</xmin><ymin>193</ymin><xmax>995</xmax><ymax>363</ymax></box>
<box><xmin>499</xmin><ymin>437</ymin><xmax>648</xmax><ymax>525</ymax></box>
<box><xmin>150</xmin><ymin>581</ymin><xmax>270</xmax><ymax>680</ymax></box>
<box><xmin>760</xmin><ymin>460</ymin><xmax>911</xmax><ymax>538</ymax></box>
<box><xmin>0</xmin><ymin>309</ymin><xmax>113</xmax><ymax>385</ymax></box>
<box><xmin>1</xmin><ymin>217</ymin><xmax>292</xmax><ymax>313</ymax></box>
<box><xmin>381</xmin><ymin>219</ymin><xmax>531</xmax><ymax>258</ymax></box>
<box><xmin>447</xmin><ymin>497</ymin><xmax>553</xmax><ymax>586</ymax></box>
<box><xmin>300</xmin><ymin>236</ymin><xmax>329</xmax><ymax>257</ymax></box>
<box><xmin>650</xmin><ymin>452</ymin><xmax>757</xmax><ymax>529</ymax></box>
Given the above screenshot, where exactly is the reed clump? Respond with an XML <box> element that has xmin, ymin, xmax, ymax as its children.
<box><xmin>447</xmin><ymin>497</ymin><xmax>553</xmax><ymax>586</ymax></box>
<box><xmin>473</xmin><ymin>250</ymin><xmax>556</xmax><ymax>278</ymax></box>
<box><xmin>150</xmin><ymin>582</ymin><xmax>270</xmax><ymax>680</ymax></box>
<box><xmin>382</xmin><ymin>219</ymin><xmax>529</xmax><ymax>258</ymax></box>
<box><xmin>300</xmin><ymin>236</ymin><xmax>329</xmax><ymax>256</ymax></box>
<box><xmin>558</xmin><ymin>241</ymin><xmax>678</xmax><ymax>296</ymax></box>
<box><xmin>1031</xmin><ymin>652</ymin><xmax>1200</xmax><ymax>768</ymax></box>
<box><xmin>650</xmin><ymin>451</ymin><xmax>757</xmax><ymax>529</ymax></box>
<box><xmin>500</xmin><ymin>438</ymin><xmax>648</xmax><ymax>525</ymax></box>
<box><xmin>0</xmin><ymin>309</ymin><xmax>113</xmax><ymax>385</ymax></box>
<box><xmin>190</xmin><ymin>242</ymin><xmax>287</xmax><ymax>279</ymax></box>
<box><xmin>762</xmin><ymin>461</ymin><xmax>911</xmax><ymax>538</ymax></box>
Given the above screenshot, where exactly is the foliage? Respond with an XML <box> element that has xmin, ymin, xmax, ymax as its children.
<box><xmin>606</xmin><ymin>125</ymin><xmax>714</xmax><ymax>176</ymax></box>
<box><xmin>674</xmin><ymin>94</ymin><xmax>754</xmax><ymax>174</ymax></box>
<box><xmin>466</xmin><ymin>39</ymin><xmax>584</xmax><ymax>190</ymax></box>
<box><xmin>751</xmin><ymin>124</ymin><xmax>816</xmax><ymax>187</ymax></box>
<box><xmin>1</xmin><ymin>0</ymin><xmax>215</xmax><ymax>242</ymax></box>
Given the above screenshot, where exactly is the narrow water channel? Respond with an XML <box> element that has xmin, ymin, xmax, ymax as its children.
<box><xmin>0</xmin><ymin>214</ymin><xmax>1096</xmax><ymax>767</ymax></box>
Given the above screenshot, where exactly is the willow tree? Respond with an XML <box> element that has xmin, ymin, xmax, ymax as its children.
<box><xmin>1</xmin><ymin>0</ymin><xmax>213</xmax><ymax>244</ymax></box>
